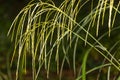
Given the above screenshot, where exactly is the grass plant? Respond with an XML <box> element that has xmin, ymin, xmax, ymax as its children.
<box><xmin>8</xmin><ymin>0</ymin><xmax>120</xmax><ymax>80</ymax></box>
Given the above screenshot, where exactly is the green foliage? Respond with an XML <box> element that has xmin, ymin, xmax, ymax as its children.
<box><xmin>8</xmin><ymin>0</ymin><xmax>120</xmax><ymax>80</ymax></box>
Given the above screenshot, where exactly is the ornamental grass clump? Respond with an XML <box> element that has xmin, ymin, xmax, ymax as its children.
<box><xmin>8</xmin><ymin>0</ymin><xmax>120</xmax><ymax>80</ymax></box>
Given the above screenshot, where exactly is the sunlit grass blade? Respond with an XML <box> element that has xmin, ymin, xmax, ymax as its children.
<box><xmin>112</xmin><ymin>1</ymin><xmax>120</xmax><ymax>28</ymax></box>
<box><xmin>108</xmin><ymin>0</ymin><xmax>114</xmax><ymax>36</ymax></box>
<box><xmin>96</xmin><ymin>0</ymin><xmax>104</xmax><ymax>36</ymax></box>
<box><xmin>102</xmin><ymin>0</ymin><xmax>108</xmax><ymax>25</ymax></box>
